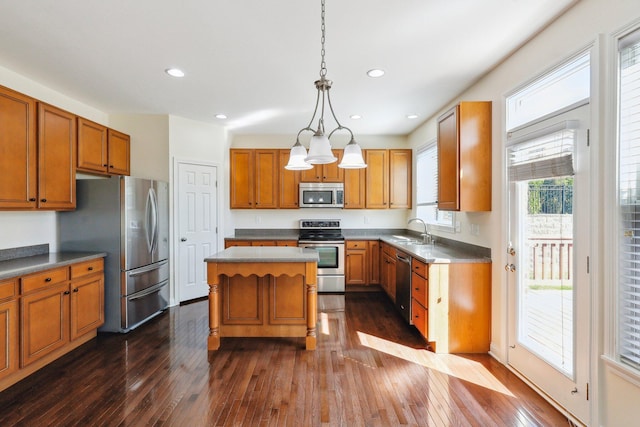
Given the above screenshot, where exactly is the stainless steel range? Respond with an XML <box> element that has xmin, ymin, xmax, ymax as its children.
<box><xmin>298</xmin><ymin>219</ymin><xmax>345</xmax><ymax>293</ymax></box>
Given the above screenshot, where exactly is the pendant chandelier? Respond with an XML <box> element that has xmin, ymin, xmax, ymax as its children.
<box><xmin>285</xmin><ymin>0</ymin><xmax>367</xmax><ymax>170</ymax></box>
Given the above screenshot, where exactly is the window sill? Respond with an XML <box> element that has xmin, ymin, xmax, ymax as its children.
<box><xmin>602</xmin><ymin>355</ymin><xmax>640</xmax><ymax>388</ymax></box>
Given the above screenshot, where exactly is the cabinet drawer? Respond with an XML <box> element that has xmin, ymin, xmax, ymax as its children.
<box><xmin>0</xmin><ymin>278</ymin><xmax>18</xmax><ymax>301</ymax></box>
<box><xmin>412</xmin><ymin>298</ymin><xmax>427</xmax><ymax>338</ymax></box>
<box><xmin>346</xmin><ymin>240</ymin><xmax>367</xmax><ymax>250</ymax></box>
<box><xmin>21</xmin><ymin>267</ymin><xmax>69</xmax><ymax>294</ymax></box>
<box><xmin>70</xmin><ymin>258</ymin><xmax>104</xmax><ymax>279</ymax></box>
<box><xmin>411</xmin><ymin>258</ymin><xmax>427</xmax><ymax>278</ymax></box>
<box><xmin>411</xmin><ymin>272</ymin><xmax>427</xmax><ymax>307</ymax></box>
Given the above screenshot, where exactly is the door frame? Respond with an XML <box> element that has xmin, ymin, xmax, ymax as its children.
<box><xmin>172</xmin><ymin>158</ymin><xmax>222</xmax><ymax>305</ymax></box>
<box><xmin>500</xmin><ymin>43</ymin><xmax>600</xmax><ymax>425</ymax></box>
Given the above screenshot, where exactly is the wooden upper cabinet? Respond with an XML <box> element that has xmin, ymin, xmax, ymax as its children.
<box><xmin>77</xmin><ymin>119</ymin><xmax>130</xmax><ymax>176</ymax></box>
<box><xmin>254</xmin><ymin>149</ymin><xmax>279</xmax><ymax>209</ymax></box>
<box><xmin>437</xmin><ymin>101</ymin><xmax>491</xmax><ymax>211</ymax></box>
<box><xmin>107</xmin><ymin>129</ymin><xmax>130</xmax><ymax>176</ymax></box>
<box><xmin>389</xmin><ymin>149</ymin><xmax>412</xmax><ymax>209</ymax></box>
<box><xmin>0</xmin><ymin>86</ymin><xmax>37</xmax><ymax>209</ymax></box>
<box><xmin>230</xmin><ymin>149</ymin><xmax>254</xmax><ymax>208</ymax></box>
<box><xmin>37</xmin><ymin>102</ymin><xmax>76</xmax><ymax>210</ymax></box>
<box><xmin>230</xmin><ymin>148</ymin><xmax>278</xmax><ymax>209</ymax></box>
<box><xmin>343</xmin><ymin>167</ymin><xmax>365</xmax><ymax>209</ymax></box>
<box><xmin>365</xmin><ymin>149</ymin><xmax>389</xmax><ymax>209</ymax></box>
<box><xmin>301</xmin><ymin>149</ymin><xmax>343</xmax><ymax>182</ymax></box>
<box><xmin>77</xmin><ymin>117</ymin><xmax>108</xmax><ymax>174</ymax></box>
<box><xmin>279</xmin><ymin>149</ymin><xmax>300</xmax><ymax>209</ymax></box>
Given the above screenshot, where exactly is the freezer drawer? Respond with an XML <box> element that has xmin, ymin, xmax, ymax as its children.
<box><xmin>123</xmin><ymin>260</ymin><xmax>169</xmax><ymax>296</ymax></box>
<box><xmin>122</xmin><ymin>280</ymin><xmax>169</xmax><ymax>331</ymax></box>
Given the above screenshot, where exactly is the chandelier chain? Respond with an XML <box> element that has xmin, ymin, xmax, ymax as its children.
<box><xmin>320</xmin><ymin>0</ymin><xmax>327</xmax><ymax>77</ymax></box>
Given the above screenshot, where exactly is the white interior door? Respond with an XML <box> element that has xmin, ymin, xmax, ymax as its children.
<box><xmin>506</xmin><ymin>105</ymin><xmax>590</xmax><ymax>424</ymax></box>
<box><xmin>177</xmin><ymin>161</ymin><xmax>218</xmax><ymax>302</ymax></box>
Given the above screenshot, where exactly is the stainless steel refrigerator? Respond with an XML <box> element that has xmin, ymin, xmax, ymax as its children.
<box><xmin>59</xmin><ymin>176</ymin><xmax>169</xmax><ymax>333</ymax></box>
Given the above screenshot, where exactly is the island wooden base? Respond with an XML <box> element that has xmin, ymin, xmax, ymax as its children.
<box><xmin>206</xmin><ymin>261</ymin><xmax>317</xmax><ymax>351</ymax></box>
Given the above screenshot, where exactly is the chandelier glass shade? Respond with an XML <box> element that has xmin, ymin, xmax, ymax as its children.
<box><xmin>284</xmin><ymin>0</ymin><xmax>367</xmax><ymax>170</ymax></box>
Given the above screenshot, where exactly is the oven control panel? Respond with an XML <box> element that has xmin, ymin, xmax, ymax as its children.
<box><xmin>299</xmin><ymin>219</ymin><xmax>341</xmax><ymax>229</ymax></box>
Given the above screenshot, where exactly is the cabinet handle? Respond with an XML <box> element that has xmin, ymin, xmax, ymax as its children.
<box><xmin>40</xmin><ymin>198</ymin><xmax>47</xmax><ymax>202</ymax></box>
<box><xmin>88</xmin><ymin>266</ymin><xmax>94</xmax><ymax>271</ymax></box>
<box><xmin>73</xmin><ymin>288</ymin><xmax>79</xmax><ymax>293</ymax></box>
<box><xmin>103</xmin><ymin>164</ymin><xmax>108</xmax><ymax>167</ymax></box>
<box><xmin>45</xmin><ymin>277</ymin><xmax>52</xmax><ymax>282</ymax></box>
<box><xmin>29</xmin><ymin>198</ymin><xmax>36</xmax><ymax>202</ymax></box>
<box><xmin>109</xmin><ymin>165</ymin><xmax>114</xmax><ymax>168</ymax></box>
<box><xmin>64</xmin><ymin>290</ymin><xmax>70</xmax><ymax>295</ymax></box>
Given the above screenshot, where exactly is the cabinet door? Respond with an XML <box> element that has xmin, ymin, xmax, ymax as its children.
<box><xmin>70</xmin><ymin>274</ymin><xmax>104</xmax><ymax>340</ymax></box>
<box><xmin>0</xmin><ymin>298</ymin><xmax>18</xmax><ymax>381</ymax></box>
<box><xmin>21</xmin><ymin>283</ymin><xmax>70</xmax><ymax>367</ymax></box>
<box><xmin>107</xmin><ymin>129</ymin><xmax>131</xmax><ymax>176</ymax></box>
<box><xmin>389</xmin><ymin>149</ymin><xmax>412</xmax><ymax>209</ymax></box>
<box><xmin>37</xmin><ymin>103</ymin><xmax>76</xmax><ymax>210</ymax></box>
<box><xmin>279</xmin><ymin>149</ymin><xmax>300</xmax><ymax>208</ymax></box>
<box><xmin>254</xmin><ymin>150</ymin><xmax>279</xmax><ymax>209</ymax></box>
<box><xmin>0</xmin><ymin>86</ymin><xmax>37</xmax><ymax>209</ymax></box>
<box><xmin>346</xmin><ymin>241</ymin><xmax>367</xmax><ymax>285</ymax></box>
<box><xmin>368</xmin><ymin>240</ymin><xmax>381</xmax><ymax>285</ymax></box>
<box><xmin>301</xmin><ymin>164</ymin><xmax>322</xmax><ymax>182</ymax></box>
<box><xmin>321</xmin><ymin>149</ymin><xmax>344</xmax><ymax>182</ymax></box>
<box><xmin>437</xmin><ymin>106</ymin><xmax>459</xmax><ymax>211</ymax></box>
<box><xmin>365</xmin><ymin>149</ymin><xmax>389</xmax><ymax>209</ymax></box>
<box><xmin>222</xmin><ymin>275</ymin><xmax>263</xmax><ymax>325</ymax></box>
<box><xmin>269</xmin><ymin>275</ymin><xmax>306</xmax><ymax>325</ymax></box>
<box><xmin>343</xmin><ymin>167</ymin><xmax>365</xmax><ymax>209</ymax></box>
<box><xmin>77</xmin><ymin>117</ymin><xmax>108</xmax><ymax>174</ymax></box>
<box><xmin>230</xmin><ymin>149</ymin><xmax>254</xmax><ymax>208</ymax></box>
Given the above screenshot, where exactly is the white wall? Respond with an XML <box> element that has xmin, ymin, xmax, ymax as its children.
<box><xmin>0</xmin><ymin>66</ymin><xmax>108</xmax><ymax>252</ymax></box>
<box><xmin>109</xmin><ymin>114</ymin><xmax>170</xmax><ymax>182</ymax></box>
<box><xmin>407</xmin><ymin>0</ymin><xmax>640</xmax><ymax>425</ymax></box>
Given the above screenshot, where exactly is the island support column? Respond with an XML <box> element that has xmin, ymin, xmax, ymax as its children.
<box><xmin>207</xmin><ymin>262</ymin><xmax>221</xmax><ymax>351</ymax></box>
<box><xmin>305</xmin><ymin>260</ymin><xmax>318</xmax><ymax>350</ymax></box>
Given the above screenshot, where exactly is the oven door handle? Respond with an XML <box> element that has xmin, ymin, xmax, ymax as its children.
<box><xmin>298</xmin><ymin>240</ymin><xmax>345</xmax><ymax>245</ymax></box>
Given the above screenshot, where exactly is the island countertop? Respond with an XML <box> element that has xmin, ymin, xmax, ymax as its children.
<box><xmin>205</xmin><ymin>246</ymin><xmax>319</xmax><ymax>263</ymax></box>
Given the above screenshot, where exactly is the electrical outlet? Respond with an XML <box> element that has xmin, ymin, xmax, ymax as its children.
<box><xmin>470</xmin><ymin>223</ymin><xmax>480</xmax><ymax>236</ymax></box>
<box><xmin>455</xmin><ymin>221</ymin><xmax>461</xmax><ymax>233</ymax></box>
<box><xmin>255</xmin><ymin>215</ymin><xmax>262</xmax><ymax>224</ymax></box>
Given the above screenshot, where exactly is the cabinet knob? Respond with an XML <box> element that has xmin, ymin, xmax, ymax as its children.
<box><xmin>29</xmin><ymin>198</ymin><xmax>36</xmax><ymax>202</ymax></box>
<box><xmin>73</xmin><ymin>288</ymin><xmax>79</xmax><ymax>293</ymax></box>
<box><xmin>63</xmin><ymin>290</ymin><xmax>70</xmax><ymax>295</ymax></box>
<box><xmin>88</xmin><ymin>266</ymin><xmax>94</xmax><ymax>271</ymax></box>
<box><xmin>103</xmin><ymin>164</ymin><xmax>108</xmax><ymax>167</ymax></box>
<box><xmin>40</xmin><ymin>198</ymin><xmax>47</xmax><ymax>203</ymax></box>
<box><xmin>109</xmin><ymin>165</ymin><xmax>114</xmax><ymax>168</ymax></box>
<box><xmin>45</xmin><ymin>277</ymin><xmax>52</xmax><ymax>282</ymax></box>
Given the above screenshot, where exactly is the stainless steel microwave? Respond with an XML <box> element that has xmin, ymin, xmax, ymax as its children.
<box><xmin>299</xmin><ymin>182</ymin><xmax>344</xmax><ymax>208</ymax></box>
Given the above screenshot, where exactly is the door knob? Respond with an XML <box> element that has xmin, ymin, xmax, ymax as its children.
<box><xmin>180</xmin><ymin>237</ymin><xmax>187</xmax><ymax>242</ymax></box>
<box><xmin>505</xmin><ymin>263</ymin><xmax>516</xmax><ymax>272</ymax></box>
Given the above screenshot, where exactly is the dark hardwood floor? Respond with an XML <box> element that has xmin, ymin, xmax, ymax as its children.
<box><xmin>0</xmin><ymin>292</ymin><xmax>568</xmax><ymax>426</ymax></box>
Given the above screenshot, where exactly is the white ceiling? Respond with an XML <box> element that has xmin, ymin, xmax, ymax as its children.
<box><xmin>0</xmin><ymin>0</ymin><xmax>576</xmax><ymax>136</ymax></box>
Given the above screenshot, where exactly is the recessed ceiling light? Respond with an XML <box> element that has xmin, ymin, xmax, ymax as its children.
<box><xmin>350</xmin><ymin>114</ymin><xmax>362</xmax><ymax>120</ymax></box>
<box><xmin>407</xmin><ymin>114</ymin><xmax>419</xmax><ymax>119</ymax></box>
<box><xmin>165</xmin><ymin>68</ymin><xmax>185</xmax><ymax>78</ymax></box>
<box><xmin>367</xmin><ymin>69</ymin><xmax>385</xmax><ymax>78</ymax></box>
<box><xmin>215</xmin><ymin>114</ymin><xmax>227</xmax><ymax>119</ymax></box>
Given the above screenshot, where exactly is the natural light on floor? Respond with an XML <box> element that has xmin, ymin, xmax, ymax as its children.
<box><xmin>355</xmin><ymin>331</ymin><xmax>514</xmax><ymax>396</ymax></box>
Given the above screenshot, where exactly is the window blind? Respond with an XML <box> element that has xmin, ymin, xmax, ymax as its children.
<box><xmin>618</xmin><ymin>29</ymin><xmax>640</xmax><ymax>370</ymax></box>
<box><xmin>507</xmin><ymin>123</ymin><xmax>577</xmax><ymax>182</ymax></box>
<box><xmin>416</xmin><ymin>143</ymin><xmax>438</xmax><ymax>206</ymax></box>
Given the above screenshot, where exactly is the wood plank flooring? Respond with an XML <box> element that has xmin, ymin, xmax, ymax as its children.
<box><xmin>0</xmin><ymin>292</ymin><xmax>569</xmax><ymax>426</ymax></box>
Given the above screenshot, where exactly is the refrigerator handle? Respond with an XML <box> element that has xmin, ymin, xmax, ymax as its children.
<box><xmin>150</xmin><ymin>187</ymin><xmax>159</xmax><ymax>254</ymax></box>
<box><xmin>145</xmin><ymin>188</ymin><xmax>158</xmax><ymax>255</ymax></box>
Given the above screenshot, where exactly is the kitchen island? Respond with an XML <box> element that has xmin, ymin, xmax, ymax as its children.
<box><xmin>204</xmin><ymin>246</ymin><xmax>319</xmax><ymax>351</ymax></box>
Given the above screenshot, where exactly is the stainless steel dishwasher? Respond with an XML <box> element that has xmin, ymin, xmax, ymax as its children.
<box><xmin>395</xmin><ymin>249</ymin><xmax>412</xmax><ymax>324</ymax></box>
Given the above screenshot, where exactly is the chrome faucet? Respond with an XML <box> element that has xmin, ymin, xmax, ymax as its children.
<box><xmin>407</xmin><ymin>217</ymin><xmax>432</xmax><ymax>244</ymax></box>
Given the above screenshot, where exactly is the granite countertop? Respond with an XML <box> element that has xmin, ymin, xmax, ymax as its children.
<box><xmin>0</xmin><ymin>251</ymin><xmax>107</xmax><ymax>281</ymax></box>
<box><xmin>378</xmin><ymin>236</ymin><xmax>491</xmax><ymax>264</ymax></box>
<box><xmin>205</xmin><ymin>246</ymin><xmax>319</xmax><ymax>263</ymax></box>
<box><xmin>224</xmin><ymin>228</ymin><xmax>491</xmax><ymax>264</ymax></box>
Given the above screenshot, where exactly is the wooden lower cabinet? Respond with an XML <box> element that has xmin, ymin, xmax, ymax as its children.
<box><xmin>0</xmin><ymin>258</ymin><xmax>105</xmax><ymax>392</ymax></box>
<box><xmin>411</xmin><ymin>258</ymin><xmax>491</xmax><ymax>353</ymax></box>
<box><xmin>224</xmin><ymin>239</ymin><xmax>298</xmax><ymax>248</ymax></box>
<box><xmin>21</xmin><ymin>282</ymin><xmax>70</xmax><ymax>367</ymax></box>
<box><xmin>0</xmin><ymin>296</ymin><xmax>18</xmax><ymax>382</ymax></box>
<box><xmin>221</xmin><ymin>274</ymin><xmax>307</xmax><ymax>329</ymax></box>
<box><xmin>345</xmin><ymin>241</ymin><xmax>368</xmax><ymax>286</ymax></box>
